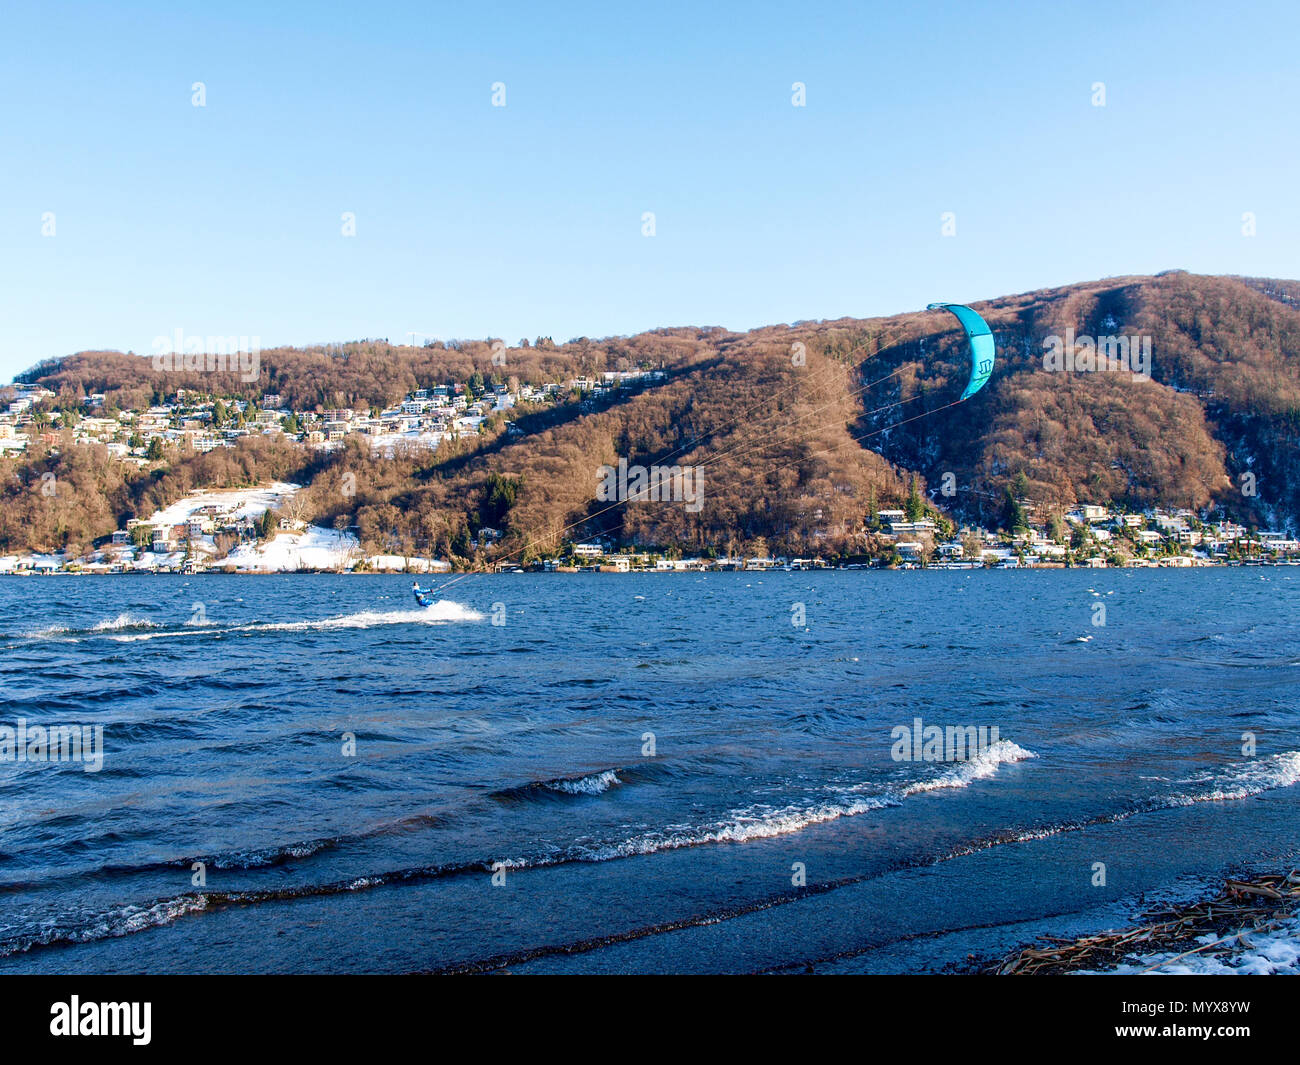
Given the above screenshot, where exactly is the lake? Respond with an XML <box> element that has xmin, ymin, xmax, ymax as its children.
<box><xmin>1</xmin><ymin>569</ymin><xmax>1297</xmax><ymax>973</ymax></box>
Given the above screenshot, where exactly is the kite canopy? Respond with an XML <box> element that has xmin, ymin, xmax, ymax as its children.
<box><xmin>926</xmin><ymin>302</ymin><xmax>995</xmax><ymax>401</ymax></box>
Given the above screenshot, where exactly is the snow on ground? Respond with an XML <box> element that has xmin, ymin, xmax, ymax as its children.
<box><xmin>0</xmin><ymin>553</ymin><xmax>63</xmax><ymax>572</ymax></box>
<box><xmin>1082</xmin><ymin>912</ymin><xmax>1300</xmax><ymax>975</ymax></box>
<box><xmin>132</xmin><ymin>550</ymin><xmax>186</xmax><ymax>571</ymax></box>
<box><xmin>367</xmin><ymin>431</ymin><xmax>445</xmax><ymax>458</ymax></box>
<box><xmin>224</xmin><ymin>526</ymin><xmax>358</xmax><ymax>572</ymax></box>
<box><xmin>224</xmin><ymin>526</ymin><xmax>361</xmax><ymax>571</ymax></box>
<box><xmin>9</xmin><ymin>483</ymin><xmax>458</xmax><ymax>574</ymax></box>
<box><xmin>146</xmin><ymin>482</ymin><xmax>301</xmax><ymax>525</ymax></box>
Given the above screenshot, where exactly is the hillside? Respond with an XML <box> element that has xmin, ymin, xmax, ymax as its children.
<box><xmin>6</xmin><ymin>271</ymin><xmax>1300</xmax><ymax>560</ymax></box>
<box><xmin>862</xmin><ymin>271</ymin><xmax>1300</xmax><ymax>528</ymax></box>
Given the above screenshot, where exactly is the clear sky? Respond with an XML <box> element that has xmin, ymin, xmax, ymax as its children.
<box><xmin>2</xmin><ymin>0</ymin><xmax>1297</xmax><ymax>380</ymax></box>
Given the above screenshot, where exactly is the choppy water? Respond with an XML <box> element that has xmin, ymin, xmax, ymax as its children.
<box><xmin>0</xmin><ymin>570</ymin><xmax>1297</xmax><ymax>973</ymax></box>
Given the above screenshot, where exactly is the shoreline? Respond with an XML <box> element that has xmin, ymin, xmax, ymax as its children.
<box><xmin>991</xmin><ymin>871</ymin><xmax>1300</xmax><ymax>975</ymax></box>
<box><xmin>2</xmin><ymin>559</ymin><xmax>1297</xmax><ymax>577</ymax></box>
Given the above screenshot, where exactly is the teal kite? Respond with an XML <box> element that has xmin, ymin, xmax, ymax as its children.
<box><xmin>926</xmin><ymin>303</ymin><xmax>995</xmax><ymax>401</ymax></box>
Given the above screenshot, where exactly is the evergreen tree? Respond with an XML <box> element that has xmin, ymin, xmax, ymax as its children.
<box><xmin>1000</xmin><ymin>486</ymin><xmax>1028</xmax><ymax>533</ymax></box>
<box><xmin>905</xmin><ymin>476</ymin><xmax>925</xmax><ymax>522</ymax></box>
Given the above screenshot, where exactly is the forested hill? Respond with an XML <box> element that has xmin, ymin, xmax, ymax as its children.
<box><xmin>851</xmin><ymin>270</ymin><xmax>1300</xmax><ymax>531</ymax></box>
<box><xmin>7</xmin><ymin>271</ymin><xmax>1300</xmax><ymax>559</ymax></box>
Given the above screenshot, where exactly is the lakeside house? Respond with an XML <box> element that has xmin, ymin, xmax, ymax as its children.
<box><xmin>4</xmin><ymin>378</ymin><xmax>1297</xmax><ymax>576</ymax></box>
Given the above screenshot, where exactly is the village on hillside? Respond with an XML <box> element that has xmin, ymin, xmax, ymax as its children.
<box><xmin>1</xmin><ymin>378</ymin><xmax>1298</xmax><ymax>575</ymax></box>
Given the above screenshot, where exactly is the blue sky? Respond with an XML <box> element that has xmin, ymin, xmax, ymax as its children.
<box><xmin>2</xmin><ymin>0</ymin><xmax>1297</xmax><ymax>380</ymax></box>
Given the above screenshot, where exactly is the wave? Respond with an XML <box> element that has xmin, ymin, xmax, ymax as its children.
<box><xmin>106</xmin><ymin>603</ymin><xmax>483</xmax><ymax>642</ymax></box>
<box><xmin>4</xmin><ymin>895</ymin><xmax>214</xmax><ymax>955</ymax></box>
<box><xmin>575</xmin><ymin>794</ymin><xmax>899</xmax><ymax>861</ymax></box>
<box><xmin>226</xmin><ymin>603</ymin><xmax>484</xmax><ymax>634</ymax></box>
<box><xmin>0</xmin><ymin>845</ymin><xmax>338</xmax><ymax>898</ymax></box>
<box><xmin>19</xmin><ymin>603</ymin><xmax>482</xmax><ymax>645</ymax></box>
<box><xmin>25</xmin><ymin>613</ymin><xmax>159</xmax><ymax>639</ymax></box>
<box><xmin>0</xmin><ymin>866</ymin><xmax>480</xmax><ymax>957</ymax></box>
<box><xmin>1171</xmin><ymin>751</ymin><xmax>1300</xmax><ymax>804</ymax></box>
<box><xmin>0</xmin><ymin>744</ymin><xmax>1035</xmax><ymax>953</ymax></box>
<box><xmin>0</xmin><ymin>778</ymin><xmax>965</xmax><ymax>957</ymax></box>
<box><xmin>204</xmin><ymin>839</ymin><xmax>338</xmax><ymax>870</ymax></box>
<box><xmin>901</xmin><ymin>741</ymin><xmax>1037</xmax><ymax>795</ymax></box>
<box><xmin>584</xmin><ymin>742</ymin><xmax>1035</xmax><ymax>859</ymax></box>
<box><xmin>14</xmin><ymin>747</ymin><xmax>1297</xmax><ymax>961</ymax></box>
<box><xmin>0</xmin><ymin>795</ymin><xmax>903</xmax><ymax>957</ymax></box>
<box><xmin>416</xmin><ymin>743</ymin><xmax>1298</xmax><ymax>875</ymax></box>
<box><xmin>547</xmin><ymin>769</ymin><xmax>622</xmax><ymax>795</ymax></box>
<box><xmin>941</xmin><ymin>749</ymin><xmax>1300</xmax><ymax>862</ymax></box>
<box><xmin>0</xmin><ymin>809</ymin><xmax>467</xmax><ymax>894</ymax></box>
<box><xmin>493</xmin><ymin>769</ymin><xmax>625</xmax><ymax>801</ymax></box>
